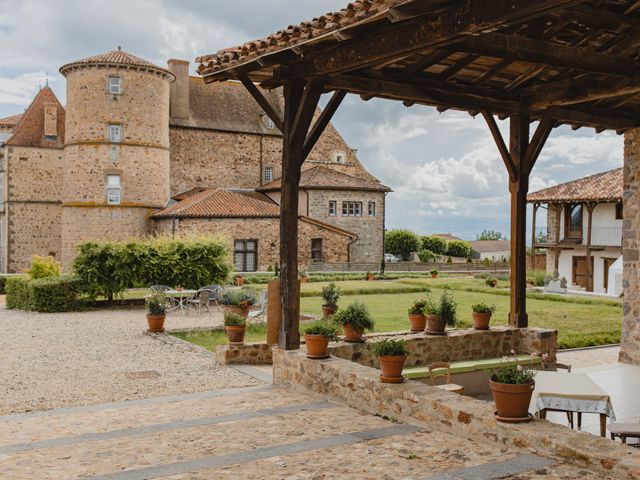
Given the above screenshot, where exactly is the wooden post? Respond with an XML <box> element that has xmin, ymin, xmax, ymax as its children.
<box><xmin>266</xmin><ymin>279</ymin><xmax>281</xmax><ymax>345</ymax></box>
<box><xmin>554</xmin><ymin>204</ymin><xmax>561</xmax><ymax>273</ymax></box>
<box><xmin>531</xmin><ymin>202</ymin><xmax>539</xmax><ymax>269</ymax></box>
<box><xmin>585</xmin><ymin>202</ymin><xmax>595</xmax><ymax>292</ymax></box>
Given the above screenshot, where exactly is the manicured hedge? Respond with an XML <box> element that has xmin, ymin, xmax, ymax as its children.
<box><xmin>73</xmin><ymin>235</ymin><xmax>232</xmax><ymax>300</ymax></box>
<box><xmin>6</xmin><ymin>275</ymin><xmax>83</xmax><ymax>312</ymax></box>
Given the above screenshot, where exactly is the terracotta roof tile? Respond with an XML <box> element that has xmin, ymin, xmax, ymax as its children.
<box><xmin>527</xmin><ymin>168</ymin><xmax>622</xmax><ymax>203</ymax></box>
<box><xmin>60</xmin><ymin>48</ymin><xmax>173</xmax><ymax>78</ymax></box>
<box><xmin>5</xmin><ymin>87</ymin><xmax>65</xmax><ymax>149</ymax></box>
<box><xmin>470</xmin><ymin>240</ymin><xmax>510</xmax><ymax>253</ymax></box>
<box><xmin>257</xmin><ymin>165</ymin><xmax>391</xmax><ymax>192</ymax></box>
<box><xmin>0</xmin><ymin>113</ymin><xmax>22</xmax><ymax>128</ymax></box>
<box><xmin>196</xmin><ymin>0</ymin><xmax>403</xmax><ymax>76</ymax></box>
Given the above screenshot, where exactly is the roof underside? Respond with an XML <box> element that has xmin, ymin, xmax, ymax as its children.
<box><xmin>197</xmin><ymin>0</ymin><xmax>640</xmax><ymax>132</ymax></box>
<box><xmin>527</xmin><ymin>167</ymin><xmax>622</xmax><ymax>202</ymax></box>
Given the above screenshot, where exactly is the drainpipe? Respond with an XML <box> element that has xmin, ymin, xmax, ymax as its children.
<box><xmin>347</xmin><ymin>235</ymin><xmax>359</xmax><ymax>263</ymax></box>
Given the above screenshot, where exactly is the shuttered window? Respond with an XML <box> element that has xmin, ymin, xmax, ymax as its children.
<box><xmin>234</xmin><ymin>240</ymin><xmax>258</xmax><ymax>272</ymax></box>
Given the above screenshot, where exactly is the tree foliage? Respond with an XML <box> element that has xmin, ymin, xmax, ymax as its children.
<box><xmin>385</xmin><ymin>229</ymin><xmax>420</xmax><ymax>261</ymax></box>
<box><xmin>477</xmin><ymin>230</ymin><xmax>504</xmax><ymax>241</ymax></box>
<box><xmin>446</xmin><ymin>239</ymin><xmax>473</xmax><ymax>258</ymax></box>
<box><xmin>421</xmin><ymin>235</ymin><xmax>448</xmax><ymax>255</ymax></box>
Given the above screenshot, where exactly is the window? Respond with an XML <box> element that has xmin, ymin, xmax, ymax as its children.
<box><xmin>564</xmin><ymin>203</ymin><xmax>583</xmax><ymax>238</ymax></box>
<box><xmin>616</xmin><ymin>202</ymin><xmax>623</xmax><ymax>220</ymax></box>
<box><xmin>311</xmin><ymin>239</ymin><xmax>323</xmax><ymax>262</ymax></box>
<box><xmin>106</xmin><ymin>174</ymin><xmax>121</xmax><ymax>205</ymax></box>
<box><xmin>108</xmin><ymin>76</ymin><xmax>122</xmax><ymax>94</ymax></box>
<box><xmin>262</xmin><ymin>114</ymin><xmax>275</xmax><ymax>130</ymax></box>
<box><xmin>342</xmin><ymin>201</ymin><xmax>362</xmax><ymax>217</ymax></box>
<box><xmin>108</xmin><ymin>124</ymin><xmax>122</xmax><ymax>143</ymax></box>
<box><xmin>328</xmin><ymin>201</ymin><xmax>337</xmax><ymax>216</ymax></box>
<box><xmin>234</xmin><ymin>240</ymin><xmax>258</xmax><ymax>272</ymax></box>
<box><xmin>368</xmin><ymin>201</ymin><xmax>376</xmax><ymax>216</ymax></box>
<box><xmin>263</xmin><ymin>166</ymin><xmax>273</xmax><ymax>182</ymax></box>
<box><xmin>333</xmin><ymin>151</ymin><xmax>346</xmax><ymax>164</ymax></box>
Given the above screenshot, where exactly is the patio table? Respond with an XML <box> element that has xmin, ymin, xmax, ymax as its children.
<box><xmin>530</xmin><ymin>371</ymin><xmax>615</xmax><ymax>437</ymax></box>
<box><xmin>164</xmin><ymin>289</ymin><xmax>197</xmax><ymax>315</ymax></box>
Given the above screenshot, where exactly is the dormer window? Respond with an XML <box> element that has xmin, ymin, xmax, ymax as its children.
<box><xmin>333</xmin><ymin>151</ymin><xmax>346</xmax><ymax>164</ymax></box>
<box><xmin>108</xmin><ymin>76</ymin><xmax>122</xmax><ymax>95</ymax></box>
<box><xmin>108</xmin><ymin>124</ymin><xmax>122</xmax><ymax>143</ymax></box>
<box><xmin>262</xmin><ymin>114</ymin><xmax>275</xmax><ymax>130</ymax></box>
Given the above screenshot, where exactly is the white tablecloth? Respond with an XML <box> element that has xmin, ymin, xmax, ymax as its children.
<box><xmin>529</xmin><ymin>371</ymin><xmax>615</xmax><ymax>420</ymax></box>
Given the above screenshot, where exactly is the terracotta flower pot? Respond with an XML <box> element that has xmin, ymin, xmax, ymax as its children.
<box><xmin>300</xmin><ymin>276</ymin><xmax>308</xmax><ymax>283</ymax></box>
<box><xmin>322</xmin><ymin>304</ymin><xmax>338</xmax><ymax>319</ymax></box>
<box><xmin>379</xmin><ymin>355</ymin><xmax>407</xmax><ymax>383</ymax></box>
<box><xmin>408</xmin><ymin>313</ymin><xmax>427</xmax><ymax>332</ymax></box>
<box><xmin>425</xmin><ymin>314</ymin><xmax>445</xmax><ymax>335</ymax></box>
<box><xmin>490</xmin><ymin>380</ymin><xmax>535</xmax><ymax>421</ymax></box>
<box><xmin>146</xmin><ymin>313</ymin><xmax>166</xmax><ymax>333</ymax></box>
<box><xmin>304</xmin><ymin>334</ymin><xmax>330</xmax><ymax>359</ymax></box>
<box><xmin>342</xmin><ymin>324</ymin><xmax>364</xmax><ymax>343</ymax></box>
<box><xmin>431</xmin><ymin>273</ymin><xmax>437</xmax><ymax>278</ymax></box>
<box><xmin>472</xmin><ymin>312</ymin><xmax>492</xmax><ymax>330</ymax></box>
<box><xmin>224</xmin><ymin>305</ymin><xmax>249</xmax><ymax>318</ymax></box>
<box><xmin>367</xmin><ymin>274</ymin><xmax>375</xmax><ymax>281</ymax></box>
<box><xmin>235</xmin><ymin>277</ymin><xmax>244</xmax><ymax>286</ymax></box>
<box><xmin>225</xmin><ymin>325</ymin><xmax>246</xmax><ymax>344</ymax></box>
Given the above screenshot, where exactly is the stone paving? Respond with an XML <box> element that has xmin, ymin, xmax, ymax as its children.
<box><xmin>0</xmin><ymin>306</ymin><xmax>257</xmax><ymax>415</ymax></box>
<box><xmin>0</xmin><ymin>385</ymin><xmax>618</xmax><ymax>479</ymax></box>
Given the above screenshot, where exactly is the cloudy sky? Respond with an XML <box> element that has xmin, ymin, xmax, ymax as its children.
<box><xmin>0</xmin><ymin>0</ymin><xmax>624</xmax><ymax>240</ymax></box>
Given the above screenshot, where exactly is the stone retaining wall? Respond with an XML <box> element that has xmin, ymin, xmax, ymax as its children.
<box><xmin>273</xmin><ymin>349</ymin><xmax>640</xmax><ymax>478</ymax></box>
<box><xmin>328</xmin><ymin>327</ymin><xmax>557</xmax><ymax>368</ymax></box>
<box><xmin>215</xmin><ymin>343</ymin><xmax>273</xmax><ymax>365</ymax></box>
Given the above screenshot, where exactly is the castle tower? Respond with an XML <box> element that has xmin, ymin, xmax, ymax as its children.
<box><xmin>59</xmin><ymin>48</ymin><xmax>174</xmax><ymax>265</ymax></box>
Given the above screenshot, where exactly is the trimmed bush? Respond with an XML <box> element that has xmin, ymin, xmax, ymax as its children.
<box><xmin>421</xmin><ymin>235</ymin><xmax>448</xmax><ymax>255</ymax></box>
<box><xmin>417</xmin><ymin>249</ymin><xmax>437</xmax><ymax>262</ymax></box>
<box><xmin>26</xmin><ymin>255</ymin><xmax>61</xmax><ymax>279</ymax></box>
<box><xmin>385</xmin><ymin>229</ymin><xmax>420</xmax><ymax>261</ymax></box>
<box><xmin>0</xmin><ymin>275</ymin><xmax>26</xmax><ymax>294</ymax></box>
<box><xmin>73</xmin><ymin>235</ymin><xmax>232</xmax><ymax>300</ymax></box>
<box><xmin>446</xmin><ymin>239</ymin><xmax>473</xmax><ymax>258</ymax></box>
<box><xmin>6</xmin><ymin>275</ymin><xmax>82</xmax><ymax>312</ymax></box>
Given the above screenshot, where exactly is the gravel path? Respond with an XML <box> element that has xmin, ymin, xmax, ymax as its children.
<box><xmin>0</xmin><ymin>306</ymin><xmax>259</xmax><ymax>415</ymax></box>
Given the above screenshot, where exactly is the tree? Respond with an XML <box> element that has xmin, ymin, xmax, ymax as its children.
<box><xmin>446</xmin><ymin>239</ymin><xmax>473</xmax><ymax>258</ymax></box>
<box><xmin>385</xmin><ymin>229</ymin><xmax>420</xmax><ymax>261</ymax></box>
<box><xmin>477</xmin><ymin>230</ymin><xmax>504</xmax><ymax>241</ymax></box>
<box><xmin>421</xmin><ymin>235</ymin><xmax>448</xmax><ymax>255</ymax></box>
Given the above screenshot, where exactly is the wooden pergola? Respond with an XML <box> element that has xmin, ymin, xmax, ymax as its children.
<box><xmin>197</xmin><ymin>0</ymin><xmax>640</xmax><ymax>349</ymax></box>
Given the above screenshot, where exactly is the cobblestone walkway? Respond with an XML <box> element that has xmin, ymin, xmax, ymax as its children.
<box><xmin>0</xmin><ymin>385</ymin><xmax>616</xmax><ymax>479</ymax></box>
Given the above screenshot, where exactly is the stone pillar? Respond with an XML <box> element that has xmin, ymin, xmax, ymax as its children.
<box><xmin>620</xmin><ymin>129</ymin><xmax>640</xmax><ymax>364</ymax></box>
<box><xmin>545</xmin><ymin>204</ymin><xmax>558</xmax><ymax>273</ymax></box>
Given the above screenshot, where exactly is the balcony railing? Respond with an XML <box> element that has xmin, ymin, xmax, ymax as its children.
<box><xmin>534</xmin><ymin>226</ymin><xmax>621</xmax><ymax>247</ymax></box>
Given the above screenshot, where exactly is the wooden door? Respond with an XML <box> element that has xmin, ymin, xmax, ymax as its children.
<box><xmin>603</xmin><ymin>258</ymin><xmax>617</xmax><ymax>291</ymax></box>
<box><xmin>572</xmin><ymin>256</ymin><xmax>594</xmax><ymax>289</ymax></box>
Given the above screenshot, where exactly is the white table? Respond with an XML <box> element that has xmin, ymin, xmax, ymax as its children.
<box><xmin>164</xmin><ymin>290</ymin><xmax>197</xmax><ymax>315</ymax></box>
<box><xmin>530</xmin><ymin>371</ymin><xmax>615</xmax><ymax>437</ymax></box>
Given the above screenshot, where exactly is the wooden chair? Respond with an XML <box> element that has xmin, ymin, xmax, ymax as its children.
<box><xmin>542</xmin><ymin>361</ymin><xmax>576</xmax><ymax>428</ymax></box>
<box><xmin>428</xmin><ymin>362</ymin><xmax>464</xmax><ymax>395</ymax></box>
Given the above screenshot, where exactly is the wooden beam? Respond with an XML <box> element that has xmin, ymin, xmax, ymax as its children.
<box><xmin>436</xmin><ymin>53</ymin><xmax>479</xmax><ymax>81</ymax></box>
<box><xmin>454</xmin><ymin>33</ymin><xmax>639</xmax><ymax>76</ymax></box>
<box><xmin>403</xmin><ymin>50</ymin><xmax>451</xmax><ymax>75</ymax></box>
<box><xmin>531</xmin><ymin>203</ymin><xmax>539</xmax><ymax>270</ymax></box>
<box><xmin>303</xmin><ymin>90</ymin><xmax>347</xmax><ymax>159</ymax></box>
<box><xmin>585</xmin><ymin>202</ymin><xmax>595</xmax><ymax>292</ymax></box>
<box><xmin>554</xmin><ymin>204</ymin><xmax>561</xmax><ymax>273</ymax></box>
<box><xmin>288</xmin><ymin>0</ymin><xmax>584</xmax><ymax>79</ymax></box>
<box><xmin>481</xmin><ymin>111</ymin><xmax>517</xmax><ymax>181</ymax></box>
<box><xmin>291</xmin><ymin>78</ymin><xmax>325</xmax><ymax>149</ymax></box>
<box><xmin>387</xmin><ymin>0</ymin><xmax>451</xmax><ymax>22</ymax></box>
<box><xmin>524</xmin><ymin>109</ymin><xmax>555</xmax><ymax>174</ymax></box>
<box><xmin>625</xmin><ymin>0</ymin><xmax>640</xmax><ymax>14</ymax></box>
<box><xmin>238</xmin><ymin>74</ymin><xmax>284</xmax><ymax>132</ymax></box>
<box><xmin>473</xmin><ymin>58</ymin><xmax>512</xmax><ymax>85</ymax></box>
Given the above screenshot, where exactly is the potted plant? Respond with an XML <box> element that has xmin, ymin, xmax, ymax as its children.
<box><xmin>146</xmin><ymin>290</ymin><xmax>166</xmax><ymax>333</ymax></box>
<box><xmin>407</xmin><ymin>298</ymin><xmax>428</xmax><ymax>332</ymax></box>
<box><xmin>321</xmin><ymin>283</ymin><xmax>341</xmax><ymax>319</ymax></box>
<box><xmin>369</xmin><ymin>338</ymin><xmax>411</xmax><ymax>383</ymax></box>
<box><xmin>471</xmin><ymin>303</ymin><xmax>495</xmax><ymax>330</ymax></box>
<box><xmin>426</xmin><ymin>288</ymin><xmax>457</xmax><ymax>335</ymax></box>
<box><xmin>486</xmin><ymin>277</ymin><xmax>498</xmax><ymax>288</ymax></box>
<box><xmin>430</xmin><ymin>269</ymin><xmax>438</xmax><ymax>278</ymax></box>
<box><xmin>235</xmin><ymin>274</ymin><xmax>244</xmax><ymax>286</ymax></box>
<box><xmin>490</xmin><ymin>353</ymin><xmax>536</xmax><ymax>422</ymax></box>
<box><xmin>333</xmin><ymin>301</ymin><xmax>375</xmax><ymax>342</ymax></box>
<box><xmin>219</xmin><ymin>289</ymin><xmax>256</xmax><ymax>318</ymax></box>
<box><xmin>366</xmin><ymin>271</ymin><xmax>376</xmax><ymax>281</ymax></box>
<box><xmin>300</xmin><ymin>270</ymin><xmax>308</xmax><ymax>283</ymax></box>
<box><xmin>224</xmin><ymin>312</ymin><xmax>247</xmax><ymax>344</ymax></box>
<box><xmin>303</xmin><ymin>320</ymin><xmax>340</xmax><ymax>359</ymax></box>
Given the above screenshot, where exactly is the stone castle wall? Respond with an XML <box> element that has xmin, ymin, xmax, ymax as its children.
<box><xmin>620</xmin><ymin>129</ymin><xmax>640</xmax><ymax>364</ymax></box>
<box><xmin>152</xmin><ymin>216</ymin><xmax>351</xmax><ymax>270</ymax></box>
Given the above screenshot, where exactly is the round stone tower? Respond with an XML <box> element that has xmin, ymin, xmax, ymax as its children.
<box><xmin>59</xmin><ymin>48</ymin><xmax>174</xmax><ymax>266</ymax></box>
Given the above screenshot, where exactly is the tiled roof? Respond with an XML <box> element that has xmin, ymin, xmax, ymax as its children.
<box><xmin>0</xmin><ymin>113</ymin><xmax>23</xmax><ymax>128</ymax></box>
<box><xmin>470</xmin><ymin>240</ymin><xmax>511</xmax><ymax>253</ymax></box>
<box><xmin>171</xmin><ymin>78</ymin><xmax>283</xmax><ymax>135</ymax></box>
<box><xmin>527</xmin><ymin>168</ymin><xmax>622</xmax><ymax>203</ymax></box>
<box><xmin>152</xmin><ymin>188</ymin><xmax>280</xmax><ymax>218</ymax></box>
<box><xmin>60</xmin><ymin>48</ymin><xmax>173</xmax><ymax>78</ymax></box>
<box><xmin>5</xmin><ymin>87</ymin><xmax>65</xmax><ymax>148</ymax></box>
<box><xmin>431</xmin><ymin>233</ymin><xmax>462</xmax><ymax>241</ymax></box>
<box><xmin>257</xmin><ymin>165</ymin><xmax>391</xmax><ymax>192</ymax></box>
<box><xmin>196</xmin><ymin>0</ymin><xmax>402</xmax><ymax>76</ymax></box>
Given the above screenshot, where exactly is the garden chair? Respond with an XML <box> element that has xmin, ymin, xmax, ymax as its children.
<box><xmin>186</xmin><ymin>288</ymin><xmax>214</xmax><ymax>315</ymax></box>
<box><xmin>248</xmin><ymin>291</ymin><xmax>268</xmax><ymax>321</ymax></box>
<box><xmin>201</xmin><ymin>285</ymin><xmax>222</xmax><ymax>304</ymax></box>
<box><xmin>428</xmin><ymin>362</ymin><xmax>464</xmax><ymax>395</ymax></box>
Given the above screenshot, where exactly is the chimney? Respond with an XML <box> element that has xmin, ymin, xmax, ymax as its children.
<box><xmin>168</xmin><ymin>59</ymin><xmax>190</xmax><ymax>120</ymax></box>
<box><xmin>43</xmin><ymin>102</ymin><xmax>58</xmax><ymax>137</ymax></box>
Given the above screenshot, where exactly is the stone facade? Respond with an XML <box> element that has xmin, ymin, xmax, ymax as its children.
<box><xmin>215</xmin><ymin>342</ymin><xmax>273</xmax><ymax>365</ymax></box>
<box><xmin>545</xmin><ymin>203</ymin><xmax>560</xmax><ymax>273</ymax></box>
<box><xmin>153</xmin><ymin>216</ymin><xmax>352</xmax><ymax>270</ymax></box>
<box><xmin>620</xmin><ymin>129</ymin><xmax>640</xmax><ymax>364</ymax></box>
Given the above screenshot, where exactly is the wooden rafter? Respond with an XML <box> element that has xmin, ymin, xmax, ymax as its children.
<box><xmin>238</xmin><ymin>74</ymin><xmax>284</xmax><ymax>132</ymax></box>
<box><xmin>481</xmin><ymin>111</ymin><xmax>516</xmax><ymax>181</ymax></box>
<box><xmin>303</xmin><ymin>90</ymin><xmax>347</xmax><ymax>159</ymax></box>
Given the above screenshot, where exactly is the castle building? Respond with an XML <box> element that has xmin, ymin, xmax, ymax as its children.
<box><xmin>0</xmin><ymin>49</ymin><xmax>389</xmax><ymax>273</ymax></box>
